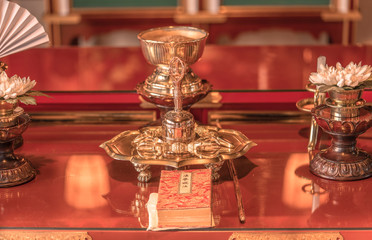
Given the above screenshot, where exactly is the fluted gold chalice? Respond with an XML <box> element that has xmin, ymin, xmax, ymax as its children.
<box><xmin>137</xmin><ymin>26</ymin><xmax>211</xmax><ymax>115</ymax></box>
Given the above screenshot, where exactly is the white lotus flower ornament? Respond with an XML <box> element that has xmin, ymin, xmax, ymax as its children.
<box><xmin>309</xmin><ymin>61</ymin><xmax>372</xmax><ymax>91</ymax></box>
<box><xmin>0</xmin><ymin>70</ymin><xmax>47</xmax><ymax>105</ymax></box>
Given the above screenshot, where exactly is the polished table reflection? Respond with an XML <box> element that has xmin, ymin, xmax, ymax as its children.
<box><xmin>0</xmin><ymin>90</ymin><xmax>371</xmax><ymax>239</ymax></box>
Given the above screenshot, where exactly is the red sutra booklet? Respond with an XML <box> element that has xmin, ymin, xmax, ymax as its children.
<box><xmin>156</xmin><ymin>169</ymin><xmax>213</xmax><ymax>228</ymax></box>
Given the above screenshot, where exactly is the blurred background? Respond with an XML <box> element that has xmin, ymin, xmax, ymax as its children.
<box><xmin>5</xmin><ymin>0</ymin><xmax>372</xmax><ymax>92</ymax></box>
<box><xmin>10</xmin><ymin>0</ymin><xmax>372</xmax><ymax>47</ymax></box>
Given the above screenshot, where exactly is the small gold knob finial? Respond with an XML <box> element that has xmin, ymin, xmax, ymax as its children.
<box><xmin>0</xmin><ymin>62</ymin><xmax>8</xmax><ymax>72</ymax></box>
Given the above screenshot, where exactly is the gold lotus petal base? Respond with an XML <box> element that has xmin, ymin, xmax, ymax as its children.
<box><xmin>131</xmin><ymin>161</ymin><xmax>224</xmax><ymax>183</ymax></box>
<box><xmin>0</xmin><ymin>156</ymin><xmax>36</xmax><ymax>187</ymax></box>
<box><xmin>310</xmin><ymin>149</ymin><xmax>372</xmax><ymax>181</ymax></box>
<box><xmin>101</xmin><ymin>125</ymin><xmax>255</xmax><ymax>182</ymax></box>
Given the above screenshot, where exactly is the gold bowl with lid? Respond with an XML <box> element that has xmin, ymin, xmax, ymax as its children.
<box><xmin>137</xmin><ymin>26</ymin><xmax>211</xmax><ymax>114</ymax></box>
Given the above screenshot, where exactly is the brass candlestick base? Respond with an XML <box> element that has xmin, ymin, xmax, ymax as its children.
<box><xmin>310</xmin><ymin>134</ymin><xmax>372</xmax><ymax>181</ymax></box>
<box><xmin>101</xmin><ymin>125</ymin><xmax>255</xmax><ymax>182</ymax></box>
<box><xmin>310</xmin><ymin>89</ymin><xmax>372</xmax><ymax>181</ymax></box>
<box><xmin>0</xmin><ymin>113</ymin><xmax>35</xmax><ymax>187</ymax></box>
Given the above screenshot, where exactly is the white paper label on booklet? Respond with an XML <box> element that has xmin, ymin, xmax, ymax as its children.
<box><xmin>179</xmin><ymin>172</ymin><xmax>192</xmax><ymax>194</ymax></box>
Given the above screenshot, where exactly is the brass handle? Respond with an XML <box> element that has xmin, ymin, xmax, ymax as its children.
<box><xmin>296</xmin><ymin>98</ymin><xmax>314</xmax><ymax>113</ymax></box>
<box><xmin>305</xmin><ymin>83</ymin><xmax>317</xmax><ymax>93</ymax></box>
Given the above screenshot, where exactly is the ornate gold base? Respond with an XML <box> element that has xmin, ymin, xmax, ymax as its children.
<box><xmin>0</xmin><ymin>157</ymin><xmax>36</xmax><ymax>187</ymax></box>
<box><xmin>310</xmin><ymin>149</ymin><xmax>372</xmax><ymax>181</ymax></box>
<box><xmin>131</xmin><ymin>162</ymin><xmax>224</xmax><ymax>183</ymax></box>
<box><xmin>101</xmin><ymin>125</ymin><xmax>256</xmax><ymax>183</ymax></box>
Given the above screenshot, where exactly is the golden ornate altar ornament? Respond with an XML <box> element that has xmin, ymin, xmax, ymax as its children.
<box><xmin>101</xmin><ymin>26</ymin><xmax>256</xmax><ymax>183</ymax></box>
<box><xmin>307</xmin><ymin>60</ymin><xmax>372</xmax><ymax>181</ymax></box>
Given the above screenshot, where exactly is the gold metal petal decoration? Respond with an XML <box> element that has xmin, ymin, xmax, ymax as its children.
<box><xmin>100</xmin><ymin>125</ymin><xmax>256</xmax><ymax>182</ymax></box>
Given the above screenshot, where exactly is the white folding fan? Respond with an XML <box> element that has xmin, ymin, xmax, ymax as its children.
<box><xmin>0</xmin><ymin>0</ymin><xmax>49</xmax><ymax>58</ymax></box>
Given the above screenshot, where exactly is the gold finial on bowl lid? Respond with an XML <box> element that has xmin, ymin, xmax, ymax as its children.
<box><xmin>0</xmin><ymin>62</ymin><xmax>8</xmax><ymax>72</ymax></box>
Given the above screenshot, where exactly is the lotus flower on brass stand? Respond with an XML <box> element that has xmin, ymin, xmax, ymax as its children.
<box><xmin>0</xmin><ymin>0</ymin><xmax>49</xmax><ymax>187</ymax></box>
<box><xmin>0</xmin><ymin>66</ymin><xmax>48</xmax><ymax>187</ymax></box>
<box><xmin>309</xmin><ymin>62</ymin><xmax>372</xmax><ymax>181</ymax></box>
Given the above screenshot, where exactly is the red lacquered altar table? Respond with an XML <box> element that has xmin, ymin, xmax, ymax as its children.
<box><xmin>1</xmin><ymin>46</ymin><xmax>372</xmax><ymax>239</ymax></box>
<box><xmin>0</xmin><ymin>90</ymin><xmax>371</xmax><ymax>240</ymax></box>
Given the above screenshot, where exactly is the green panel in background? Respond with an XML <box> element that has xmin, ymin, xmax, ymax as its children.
<box><xmin>73</xmin><ymin>0</ymin><xmax>178</xmax><ymax>8</ymax></box>
<box><xmin>223</xmin><ymin>0</ymin><xmax>330</xmax><ymax>6</ymax></box>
